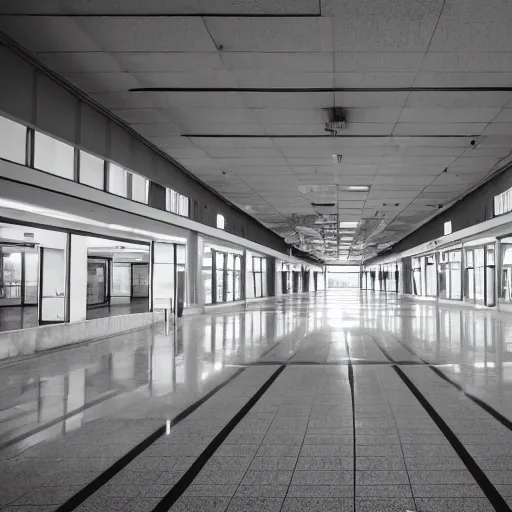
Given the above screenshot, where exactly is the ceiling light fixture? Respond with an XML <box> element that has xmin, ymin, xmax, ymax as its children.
<box><xmin>338</xmin><ymin>185</ymin><xmax>370</xmax><ymax>192</ymax></box>
<box><xmin>339</xmin><ymin>221</ymin><xmax>359</xmax><ymax>228</ymax></box>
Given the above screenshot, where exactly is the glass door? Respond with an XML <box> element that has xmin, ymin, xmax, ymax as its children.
<box><xmin>24</xmin><ymin>251</ymin><xmax>39</xmax><ymax>305</ymax></box>
<box><xmin>474</xmin><ymin>247</ymin><xmax>485</xmax><ymax>303</ymax></box>
<box><xmin>40</xmin><ymin>247</ymin><xmax>66</xmax><ymax>324</ymax></box>
<box><xmin>152</xmin><ymin>242</ymin><xmax>176</xmax><ymax>312</ymax></box>
<box><xmin>87</xmin><ymin>258</ymin><xmax>109</xmax><ymax>306</ymax></box>
<box><xmin>465</xmin><ymin>249</ymin><xmax>475</xmax><ymax>301</ymax></box>
<box><xmin>485</xmin><ymin>245</ymin><xmax>496</xmax><ymax>307</ymax></box>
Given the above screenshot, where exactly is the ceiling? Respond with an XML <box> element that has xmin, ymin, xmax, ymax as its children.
<box><xmin>1</xmin><ymin>0</ymin><xmax>512</xmax><ymax>261</ymax></box>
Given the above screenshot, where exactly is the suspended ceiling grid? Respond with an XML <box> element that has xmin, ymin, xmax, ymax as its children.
<box><xmin>1</xmin><ymin>0</ymin><xmax>512</xmax><ymax>260</ymax></box>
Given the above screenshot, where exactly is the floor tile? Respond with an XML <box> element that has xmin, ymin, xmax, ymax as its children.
<box><xmin>281</xmin><ymin>497</ymin><xmax>354</xmax><ymax>512</ymax></box>
<box><xmin>355</xmin><ymin>497</ymin><xmax>416</xmax><ymax>512</ymax></box>
<box><xmin>225</xmin><ymin>497</ymin><xmax>284</xmax><ymax>512</ymax></box>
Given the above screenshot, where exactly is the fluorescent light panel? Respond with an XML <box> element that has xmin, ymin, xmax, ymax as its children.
<box><xmin>339</xmin><ymin>221</ymin><xmax>359</xmax><ymax>228</ymax></box>
<box><xmin>338</xmin><ymin>186</ymin><xmax>370</xmax><ymax>192</ymax></box>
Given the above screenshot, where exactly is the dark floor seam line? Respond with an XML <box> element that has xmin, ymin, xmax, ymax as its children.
<box><xmin>393</xmin><ymin>365</ymin><xmax>511</xmax><ymax>512</ymax></box>
<box><xmin>53</xmin><ymin>367</ymin><xmax>245</xmax><ymax>512</ymax></box>
<box><xmin>389</xmin><ymin>335</ymin><xmax>512</xmax><ymax>433</ymax></box>
<box><xmin>344</xmin><ymin>337</ymin><xmax>356</xmax><ymax>510</ymax></box>
<box><xmin>150</xmin><ymin>365</ymin><xmax>286</xmax><ymax>512</ymax></box>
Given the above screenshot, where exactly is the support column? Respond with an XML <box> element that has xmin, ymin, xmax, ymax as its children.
<box><xmin>186</xmin><ymin>231</ymin><xmax>204</xmax><ymax>310</ymax></box>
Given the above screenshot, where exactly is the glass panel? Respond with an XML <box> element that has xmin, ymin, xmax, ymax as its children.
<box><xmin>87</xmin><ymin>260</ymin><xmax>107</xmax><ymax>304</ymax></box>
<box><xmin>254</xmin><ymin>258</ymin><xmax>261</xmax><ymax>272</ymax></box>
<box><xmin>0</xmin><ymin>115</ymin><xmax>26</xmax><ymax>164</ymax></box>
<box><xmin>203</xmin><ymin>249</ymin><xmax>213</xmax><ymax>304</ymax></box>
<box><xmin>112</xmin><ymin>263</ymin><xmax>131</xmax><ymax>296</ymax></box>
<box><xmin>132</xmin><ymin>264</ymin><xmax>149</xmax><ymax>297</ymax></box>
<box><xmin>255</xmin><ymin>274</ymin><xmax>262</xmax><ymax>297</ymax></box>
<box><xmin>154</xmin><ymin>243</ymin><xmax>174</xmax><ymax>263</ymax></box>
<box><xmin>217</xmin><ymin>214</ymin><xmax>225</xmax><ymax>230</ymax></box>
<box><xmin>41</xmin><ymin>248</ymin><xmax>66</xmax><ymax>322</ymax></box>
<box><xmin>176</xmin><ymin>245</ymin><xmax>186</xmax><ymax>264</ymax></box>
<box><xmin>179</xmin><ymin>196</ymin><xmax>189</xmax><ymax>217</ymax></box>
<box><xmin>234</xmin><ymin>271</ymin><xmax>241</xmax><ymax>300</ymax></box>
<box><xmin>226</xmin><ymin>270</ymin><xmax>234</xmax><ymax>301</ymax></box>
<box><xmin>216</xmin><ymin>271</ymin><xmax>224</xmax><ymax>302</ymax></box>
<box><xmin>262</xmin><ymin>273</ymin><xmax>268</xmax><ymax>296</ymax></box>
<box><xmin>24</xmin><ymin>252</ymin><xmax>38</xmax><ymax>304</ymax></box>
<box><xmin>34</xmin><ymin>132</ymin><xmax>75</xmax><ymax>180</ymax></box>
<box><xmin>450</xmin><ymin>262</ymin><xmax>462</xmax><ymax>300</ymax></box>
<box><xmin>227</xmin><ymin>254</ymin><xmax>234</xmax><ymax>270</ymax></box>
<box><xmin>79</xmin><ymin>151</ymin><xmax>104</xmax><ymax>189</ymax></box>
<box><xmin>216</xmin><ymin>252</ymin><xmax>225</xmax><ymax>269</ymax></box>
<box><xmin>262</xmin><ymin>259</ymin><xmax>267</xmax><ymax>272</ymax></box>
<box><xmin>108</xmin><ymin>163</ymin><xmax>128</xmax><ymax>197</ymax></box>
<box><xmin>131</xmin><ymin>172</ymin><xmax>148</xmax><ymax>203</ymax></box>
<box><xmin>474</xmin><ymin>248</ymin><xmax>485</xmax><ymax>302</ymax></box>
<box><xmin>0</xmin><ymin>252</ymin><xmax>22</xmax><ymax>299</ymax></box>
<box><xmin>153</xmin><ymin>263</ymin><xmax>175</xmax><ymax>309</ymax></box>
<box><xmin>466</xmin><ymin>250</ymin><xmax>474</xmax><ymax>268</ymax></box>
<box><xmin>235</xmin><ymin>255</ymin><xmax>241</xmax><ymax>271</ymax></box>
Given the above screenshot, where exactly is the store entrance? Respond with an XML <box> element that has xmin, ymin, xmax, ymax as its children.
<box><xmin>86</xmin><ymin>237</ymin><xmax>150</xmax><ymax>320</ymax></box>
<box><xmin>0</xmin><ymin>245</ymin><xmax>39</xmax><ymax>331</ymax></box>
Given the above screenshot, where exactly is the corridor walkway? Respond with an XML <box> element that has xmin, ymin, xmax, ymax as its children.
<box><xmin>1</xmin><ymin>291</ymin><xmax>512</xmax><ymax>511</ymax></box>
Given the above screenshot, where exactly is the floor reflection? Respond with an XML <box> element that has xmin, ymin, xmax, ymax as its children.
<box><xmin>3</xmin><ymin>290</ymin><xmax>512</xmax><ymax>455</ymax></box>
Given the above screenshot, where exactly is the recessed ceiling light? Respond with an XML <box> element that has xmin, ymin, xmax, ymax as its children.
<box><xmin>338</xmin><ymin>186</ymin><xmax>370</xmax><ymax>192</ymax></box>
<box><xmin>339</xmin><ymin>221</ymin><xmax>359</xmax><ymax>228</ymax></box>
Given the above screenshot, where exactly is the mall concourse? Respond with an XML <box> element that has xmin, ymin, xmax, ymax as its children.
<box><xmin>4</xmin><ymin>3</ymin><xmax>512</xmax><ymax>512</ymax></box>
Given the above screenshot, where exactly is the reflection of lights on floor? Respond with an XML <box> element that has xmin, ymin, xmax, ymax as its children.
<box><xmin>474</xmin><ymin>362</ymin><xmax>495</xmax><ymax>368</ymax></box>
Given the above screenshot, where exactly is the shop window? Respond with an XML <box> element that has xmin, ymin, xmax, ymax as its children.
<box><xmin>412</xmin><ymin>258</ymin><xmax>422</xmax><ymax>296</ymax></box>
<box><xmin>217</xmin><ymin>214</ymin><xmax>225</xmax><ymax>230</ymax></box>
<box><xmin>501</xmin><ymin>244</ymin><xmax>512</xmax><ymax>302</ymax></box>
<box><xmin>0</xmin><ymin>115</ymin><xmax>27</xmax><ymax>165</ymax></box>
<box><xmin>108</xmin><ymin>163</ymin><xmax>128</xmax><ymax>197</ymax></box>
<box><xmin>166</xmin><ymin>188</ymin><xmax>189</xmax><ymax>217</ymax></box>
<box><xmin>444</xmin><ymin>221</ymin><xmax>452</xmax><ymax>235</ymax></box>
<box><xmin>495</xmin><ymin>188</ymin><xmax>512</xmax><ymax>216</ymax></box>
<box><xmin>34</xmin><ymin>131</ymin><xmax>75</xmax><ymax>180</ymax></box>
<box><xmin>439</xmin><ymin>250</ymin><xmax>462</xmax><ymax>300</ymax></box>
<box><xmin>79</xmin><ymin>151</ymin><xmax>105</xmax><ymax>190</ymax></box>
<box><xmin>203</xmin><ymin>248</ymin><xmax>213</xmax><ymax>304</ymax></box>
<box><xmin>131</xmin><ymin>172</ymin><xmax>149</xmax><ymax>204</ymax></box>
<box><xmin>425</xmin><ymin>255</ymin><xmax>437</xmax><ymax>297</ymax></box>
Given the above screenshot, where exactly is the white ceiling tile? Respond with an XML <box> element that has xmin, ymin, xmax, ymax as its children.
<box><xmin>190</xmin><ymin>137</ymin><xmax>276</xmax><ymax>148</ymax></box>
<box><xmin>377</xmin><ymin>167</ymin><xmax>443</xmax><ymax>175</ymax></box>
<box><xmin>481</xmin><ymin>123</ymin><xmax>512</xmax><ymax>135</ymax></box>
<box><xmin>420</xmin><ymin>52</ymin><xmax>512</xmax><ymax>72</ymax></box>
<box><xmin>112</xmin><ymin>108</ymin><xmax>171</xmax><ymax>124</ymax></box>
<box><xmin>406</xmin><ymin>91</ymin><xmax>512</xmax><ymax>108</ymax></box>
<box><xmin>0</xmin><ymin>16</ymin><xmax>100</xmax><ymax>51</ymax></box>
<box><xmin>334</xmin><ymin>72</ymin><xmax>417</xmax><ymax>87</ymax></box>
<box><xmin>393</xmin><ymin>123</ymin><xmax>487</xmax><ymax>136</ymax></box>
<box><xmin>414</xmin><ymin>72</ymin><xmax>512</xmax><ymax>88</ymax></box>
<box><xmin>205</xmin><ymin>147</ymin><xmax>283</xmax><ymax>158</ymax></box>
<box><xmin>369</xmin><ymin>190</ymin><xmax>419</xmax><ymax>199</ymax></box>
<box><xmin>134</xmin><ymin>122</ymin><xmax>182</xmax><ymax>136</ymax></box>
<box><xmin>345</xmin><ymin>108</ymin><xmax>403</xmax><ymax>124</ymax></box>
<box><xmin>322</xmin><ymin>0</ymin><xmax>443</xmax><ymax>18</ymax></box>
<box><xmin>243</xmin><ymin>92</ymin><xmax>335</xmax><ymax>109</ymax></box>
<box><xmin>215</xmin><ymin>157</ymin><xmax>288</xmax><ymax>167</ymax></box>
<box><xmin>59</xmin><ymin>0</ymin><xmax>320</xmax><ymax>15</ymax></box>
<box><xmin>462</xmin><ymin>146</ymin><xmax>512</xmax><ymax>158</ymax></box>
<box><xmin>235</xmin><ymin>71</ymin><xmax>334</xmax><ymax>88</ymax></box>
<box><xmin>398</xmin><ymin>107</ymin><xmax>501</xmax><ymax>124</ymax></box>
<box><xmin>430</xmin><ymin>20</ymin><xmax>512</xmax><ymax>52</ymax></box>
<box><xmin>234</xmin><ymin>166</ymin><xmax>294</xmax><ymax>175</ymax></box>
<box><xmin>113</xmin><ymin>52</ymin><xmax>224</xmax><ymax>72</ymax></box>
<box><xmin>76</xmin><ymin>17</ymin><xmax>217</xmax><ymax>52</ymax></box>
<box><xmin>135</xmin><ymin>71</ymin><xmax>239</xmax><ymax>88</ymax></box>
<box><xmin>372</xmin><ymin>175</ymin><xmax>434</xmax><ymax>186</ymax></box>
<box><xmin>333</xmin><ymin>176</ymin><xmax>375</xmax><ymax>186</ymax></box>
<box><xmin>63</xmin><ymin>72</ymin><xmax>141</xmax><ymax>94</ymax></box>
<box><xmin>332</xmin><ymin>17</ymin><xmax>438</xmax><ymax>52</ymax></box>
<box><xmin>335</xmin><ymin>91</ymin><xmax>409</xmax><ymax>108</ymax></box>
<box><xmin>441</xmin><ymin>0</ymin><xmax>512</xmax><ymax>23</ymax></box>
<box><xmin>334</xmin><ymin>52</ymin><xmax>424</xmax><ymax>72</ymax></box>
<box><xmin>338</xmin><ymin>192</ymin><xmax>368</xmax><ymax>201</ymax></box>
<box><xmin>492</xmin><ymin>109</ymin><xmax>512</xmax><ymax>123</ymax></box>
<box><xmin>37</xmin><ymin>51</ymin><xmax>123</xmax><ymax>73</ymax></box>
<box><xmin>221</xmin><ymin>52</ymin><xmax>333</xmax><ymax>72</ymax></box>
<box><xmin>165</xmin><ymin>108</ymin><xmax>259</xmax><ymax>126</ymax></box>
<box><xmin>205</xmin><ymin>18</ymin><xmax>331</xmax><ymax>53</ymax></box>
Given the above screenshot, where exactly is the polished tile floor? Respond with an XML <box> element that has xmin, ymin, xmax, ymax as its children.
<box><xmin>1</xmin><ymin>290</ymin><xmax>512</xmax><ymax>511</ymax></box>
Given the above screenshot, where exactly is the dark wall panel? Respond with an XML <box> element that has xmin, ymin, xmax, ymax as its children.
<box><xmin>148</xmin><ymin>182</ymin><xmax>166</xmax><ymax>211</ymax></box>
<box><xmin>109</xmin><ymin>121</ymin><xmax>132</xmax><ymax>168</ymax></box>
<box><xmin>80</xmin><ymin>103</ymin><xmax>108</xmax><ymax>156</ymax></box>
<box><xmin>0</xmin><ymin>46</ymin><xmax>34</xmax><ymax>122</ymax></box>
<box><xmin>36</xmin><ymin>74</ymin><xmax>79</xmax><ymax>143</ymax></box>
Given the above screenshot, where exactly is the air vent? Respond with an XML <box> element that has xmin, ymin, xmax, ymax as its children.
<box><xmin>311</xmin><ymin>202</ymin><xmax>335</xmax><ymax>208</ymax></box>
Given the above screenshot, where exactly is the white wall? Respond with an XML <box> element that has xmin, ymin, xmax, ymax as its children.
<box><xmin>69</xmin><ymin>235</ymin><xmax>88</xmax><ymax>322</ymax></box>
